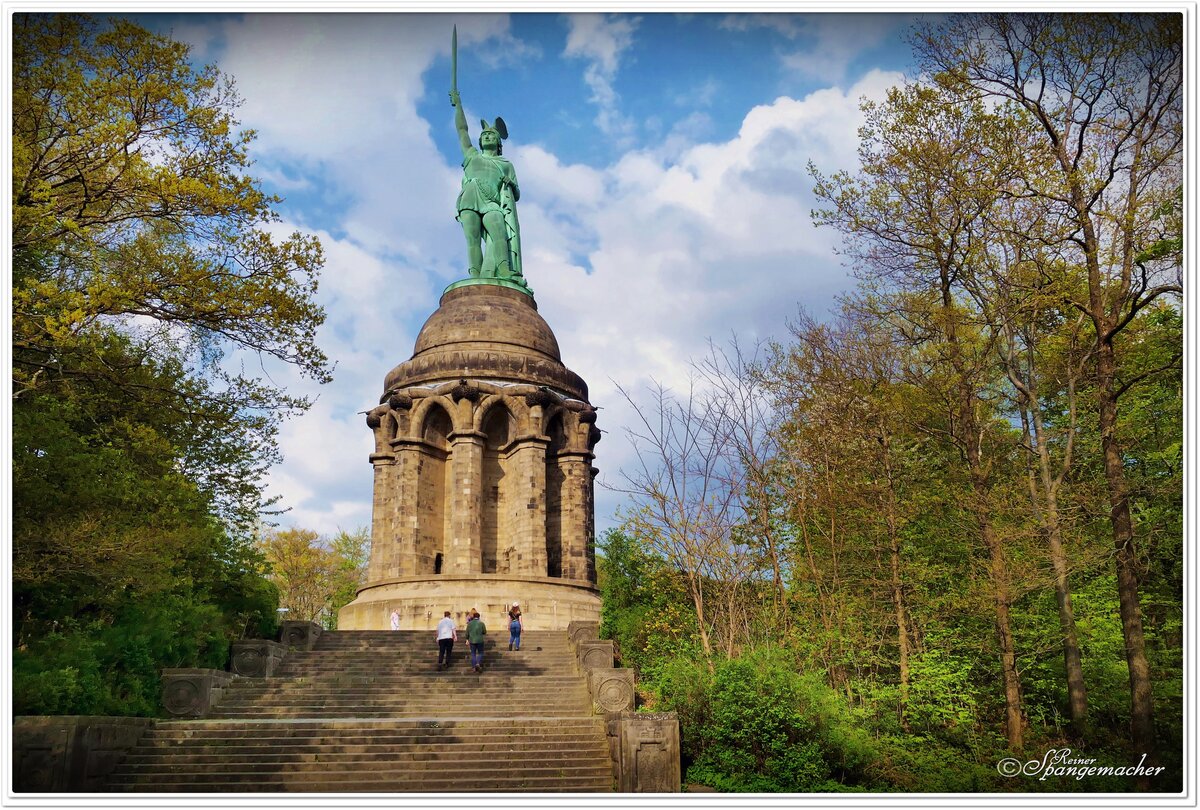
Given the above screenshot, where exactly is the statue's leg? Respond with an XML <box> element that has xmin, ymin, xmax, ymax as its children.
<box><xmin>461</xmin><ymin>213</ymin><xmax>483</xmax><ymax>276</ymax></box>
<box><xmin>481</xmin><ymin>211</ymin><xmax>509</xmax><ymax>278</ymax></box>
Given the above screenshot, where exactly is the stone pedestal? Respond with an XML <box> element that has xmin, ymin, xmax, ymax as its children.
<box><xmin>280</xmin><ymin>620</ymin><xmax>323</xmax><ymax>650</ymax></box>
<box><xmin>608</xmin><ymin>712</ymin><xmax>682</xmax><ymax>793</ymax></box>
<box><xmin>161</xmin><ymin>668</ymin><xmax>236</xmax><ymax>718</ymax></box>
<box><xmin>13</xmin><ymin>716</ymin><xmax>153</xmax><ymax>792</ymax></box>
<box><xmin>231</xmin><ymin>639</ymin><xmax>287</xmax><ymax>677</ymax></box>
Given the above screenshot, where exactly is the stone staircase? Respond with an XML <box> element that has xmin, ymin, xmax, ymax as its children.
<box><xmin>105</xmin><ymin>630</ymin><xmax>613</xmax><ymax>792</ymax></box>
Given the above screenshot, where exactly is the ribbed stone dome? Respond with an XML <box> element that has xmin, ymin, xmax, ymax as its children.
<box><xmin>382</xmin><ymin>283</ymin><xmax>588</xmax><ymax>399</ymax></box>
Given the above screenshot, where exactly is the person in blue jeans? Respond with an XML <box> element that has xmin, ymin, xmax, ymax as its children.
<box><xmin>508</xmin><ymin>602</ymin><xmax>523</xmax><ymax>651</ymax></box>
<box><xmin>466</xmin><ymin>610</ymin><xmax>487</xmax><ymax>672</ymax></box>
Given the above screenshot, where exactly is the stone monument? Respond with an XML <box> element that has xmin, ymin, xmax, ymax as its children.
<box><xmin>338</xmin><ymin>30</ymin><xmax>601</xmax><ymax>631</ymax></box>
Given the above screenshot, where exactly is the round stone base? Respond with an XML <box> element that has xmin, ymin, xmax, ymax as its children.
<box><xmin>337</xmin><ymin>574</ymin><xmax>601</xmax><ymax>631</ymax></box>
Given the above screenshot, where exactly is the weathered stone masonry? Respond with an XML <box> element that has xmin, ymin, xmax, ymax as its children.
<box><xmin>339</xmin><ymin>283</ymin><xmax>602</xmax><ymax>630</ymax></box>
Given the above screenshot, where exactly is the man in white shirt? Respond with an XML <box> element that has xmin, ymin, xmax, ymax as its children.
<box><xmin>436</xmin><ymin>610</ymin><xmax>457</xmax><ymax>671</ymax></box>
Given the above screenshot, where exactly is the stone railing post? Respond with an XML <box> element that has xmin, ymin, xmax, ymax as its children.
<box><xmin>607</xmin><ymin>712</ymin><xmax>681</xmax><ymax>792</ymax></box>
<box><xmin>13</xmin><ymin>716</ymin><xmax>155</xmax><ymax>792</ymax></box>
<box><xmin>577</xmin><ymin>639</ymin><xmax>616</xmax><ymax>672</ymax></box>
<box><xmin>589</xmin><ymin>668</ymin><xmax>635</xmax><ymax>714</ymax></box>
<box><xmin>280</xmin><ymin>620</ymin><xmax>323</xmax><ymax>651</ymax></box>
<box><xmin>230</xmin><ymin>639</ymin><xmax>287</xmax><ymax>677</ymax></box>
<box><xmin>567</xmin><ymin>620</ymin><xmax>599</xmax><ymax>650</ymax></box>
<box><xmin>161</xmin><ymin>668</ymin><xmax>236</xmax><ymax>718</ymax></box>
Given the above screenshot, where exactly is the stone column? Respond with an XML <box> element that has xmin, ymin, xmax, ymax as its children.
<box><xmin>447</xmin><ymin>430</ymin><xmax>485</xmax><ymax>573</ymax></box>
<box><xmin>366</xmin><ymin>453</ymin><xmax>395</xmax><ymax>582</ymax></box>
<box><xmin>511</xmin><ymin>434</ymin><xmax>550</xmax><ymax>575</ymax></box>
<box><xmin>556</xmin><ymin>451</ymin><xmax>594</xmax><ymax>581</ymax></box>
<box><xmin>390</xmin><ymin>439</ymin><xmax>426</xmax><ymax>577</ymax></box>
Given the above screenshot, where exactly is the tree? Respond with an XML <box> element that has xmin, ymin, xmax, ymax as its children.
<box><xmin>259</xmin><ymin>529</ymin><xmax>337</xmax><ymax>624</ymax></box>
<box><xmin>328</xmin><ymin>528</ymin><xmax>371</xmax><ymax>629</ymax></box>
<box><xmin>914</xmin><ymin>11</ymin><xmax>1183</xmax><ymax>760</ymax></box>
<box><xmin>615</xmin><ymin>376</ymin><xmax>748</xmax><ymax>660</ymax></box>
<box><xmin>811</xmin><ymin>80</ymin><xmax>1033</xmax><ymax>749</ymax></box>
<box><xmin>11</xmin><ymin>14</ymin><xmax>323</xmax><ymax>717</ymax></box>
<box><xmin>12</xmin><ymin>13</ymin><xmax>329</xmax><ymax>531</ymax></box>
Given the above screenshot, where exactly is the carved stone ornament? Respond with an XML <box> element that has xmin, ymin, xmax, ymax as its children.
<box><xmin>366</xmin><ymin>412</ymin><xmax>382</xmax><ymax>429</ymax></box>
<box><xmin>568</xmin><ymin>621</ymin><xmax>599</xmax><ymax>646</ymax></box>
<box><xmin>591</xmin><ymin>668</ymin><xmax>635</xmax><ymax>714</ymax></box>
<box><xmin>231</xmin><ymin>640</ymin><xmax>286</xmax><ymax>678</ymax></box>
<box><xmin>524</xmin><ymin>388</ymin><xmax>558</xmax><ymax>408</ymax></box>
<box><xmin>280</xmin><ymin>620</ymin><xmax>323</xmax><ymax>651</ymax></box>
<box><xmin>578</xmin><ymin>407</ymin><xmax>597</xmax><ymax>424</ymax></box>
<box><xmin>161</xmin><ymin>669</ymin><xmax>234</xmax><ymax>718</ymax></box>
<box><xmin>578</xmin><ymin>639</ymin><xmax>615</xmax><ymax>671</ymax></box>
<box><xmin>450</xmin><ymin>379</ymin><xmax>482</xmax><ymax>403</ymax></box>
<box><xmin>588</xmin><ymin>425</ymin><xmax>602</xmax><ymax>446</ymax></box>
<box><xmin>388</xmin><ymin>392</ymin><xmax>414</xmax><ymax>410</ymax></box>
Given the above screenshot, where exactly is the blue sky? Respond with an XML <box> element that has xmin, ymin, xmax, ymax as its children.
<box><xmin>126</xmin><ymin>11</ymin><xmax>926</xmax><ymax>538</ymax></box>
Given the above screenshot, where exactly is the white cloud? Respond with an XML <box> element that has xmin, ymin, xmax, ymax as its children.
<box><xmin>563</xmin><ymin>13</ymin><xmax>640</xmax><ymax>145</ymax></box>
<box><xmin>721</xmin><ymin>13</ymin><xmax>906</xmax><ymax>84</ymax></box>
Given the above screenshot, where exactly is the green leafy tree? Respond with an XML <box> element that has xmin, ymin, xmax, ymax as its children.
<box><xmin>914</xmin><ymin>11</ymin><xmax>1183</xmax><ymax>759</ymax></box>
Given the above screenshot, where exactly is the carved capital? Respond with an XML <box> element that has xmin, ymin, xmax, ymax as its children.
<box><xmin>524</xmin><ymin>388</ymin><xmax>558</xmax><ymax>408</ymax></box>
<box><xmin>450</xmin><ymin>379</ymin><xmax>482</xmax><ymax>403</ymax></box>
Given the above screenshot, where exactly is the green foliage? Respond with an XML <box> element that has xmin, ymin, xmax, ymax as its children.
<box><xmin>11</xmin><ymin>15</ymin><xmax>312</xmax><ymax>718</ymax></box>
<box><xmin>653</xmin><ymin>650</ymin><xmax>880</xmax><ymax>792</ymax></box>
<box><xmin>259</xmin><ymin>526</ymin><xmax>371</xmax><ymax>628</ymax></box>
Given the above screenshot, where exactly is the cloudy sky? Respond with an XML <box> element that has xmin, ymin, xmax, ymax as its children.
<box><xmin>136</xmin><ymin>11</ymin><xmax>925</xmax><ymax>538</ymax></box>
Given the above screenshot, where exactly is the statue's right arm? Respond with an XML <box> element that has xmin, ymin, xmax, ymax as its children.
<box><xmin>450</xmin><ymin>90</ymin><xmax>473</xmax><ymax>155</ymax></box>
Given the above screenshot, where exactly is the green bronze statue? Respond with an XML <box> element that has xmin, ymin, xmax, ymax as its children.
<box><xmin>449</xmin><ymin>27</ymin><xmax>528</xmax><ymax>293</ymax></box>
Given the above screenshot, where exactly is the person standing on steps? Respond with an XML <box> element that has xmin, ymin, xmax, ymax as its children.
<box><xmin>467</xmin><ymin>610</ymin><xmax>487</xmax><ymax>672</ymax></box>
<box><xmin>436</xmin><ymin>610</ymin><xmax>457</xmax><ymax>671</ymax></box>
<box><xmin>508</xmin><ymin>602</ymin><xmax>523</xmax><ymax>651</ymax></box>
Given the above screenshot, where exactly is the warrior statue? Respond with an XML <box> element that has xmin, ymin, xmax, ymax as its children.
<box><xmin>450</xmin><ymin>27</ymin><xmax>527</xmax><ymax>291</ymax></box>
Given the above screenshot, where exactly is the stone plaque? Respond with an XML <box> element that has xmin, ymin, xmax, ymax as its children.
<box><xmin>568</xmin><ymin>620</ymin><xmax>599</xmax><ymax>646</ymax></box>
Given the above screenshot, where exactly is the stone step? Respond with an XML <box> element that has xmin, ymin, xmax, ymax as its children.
<box><xmin>111</xmin><ymin>774</ymin><xmax>614</xmax><ymax>792</ymax></box>
<box><xmin>219</xmin><ymin>683</ymin><xmax>588</xmax><ymax>695</ymax></box>
<box><xmin>227</xmin><ymin>676</ymin><xmax>585</xmax><ymax>688</ymax></box>
<box><xmin>115</xmin><ymin>748</ymin><xmax>610</xmax><ymax>769</ymax></box>
<box><xmin>104</xmin><ymin>630</ymin><xmax>612</xmax><ymax>793</ymax></box>
<box><xmin>147</xmin><ymin>724</ymin><xmax>600</xmax><ymax>734</ymax></box>
<box><xmin>113</xmin><ymin>763</ymin><xmax>613</xmax><ymax>782</ymax></box>
<box><xmin>206</xmin><ymin>709</ymin><xmax>590</xmax><ymax>719</ymax></box>
<box><xmin>135</xmin><ymin>729</ymin><xmax>609</xmax><ymax>748</ymax></box>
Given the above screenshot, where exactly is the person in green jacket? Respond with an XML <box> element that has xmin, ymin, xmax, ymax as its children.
<box><xmin>466</xmin><ymin>610</ymin><xmax>487</xmax><ymax>672</ymax></box>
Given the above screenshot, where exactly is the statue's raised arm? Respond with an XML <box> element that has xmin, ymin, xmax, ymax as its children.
<box><xmin>448</xmin><ymin>27</ymin><xmax>527</xmax><ymax>293</ymax></box>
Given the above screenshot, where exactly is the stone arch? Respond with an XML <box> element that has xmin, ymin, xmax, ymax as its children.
<box><xmin>413</xmin><ymin>399</ymin><xmax>453</xmax><ymax>575</ymax></box>
<box><xmin>417</xmin><ymin>400</ymin><xmax>454</xmax><ymax>448</ymax></box>
<box><xmin>478</xmin><ymin>399</ymin><xmax>516</xmax><ymax>574</ymax></box>
<box><xmin>473</xmin><ymin>393</ymin><xmax>532</xmax><ymax>437</ymax></box>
